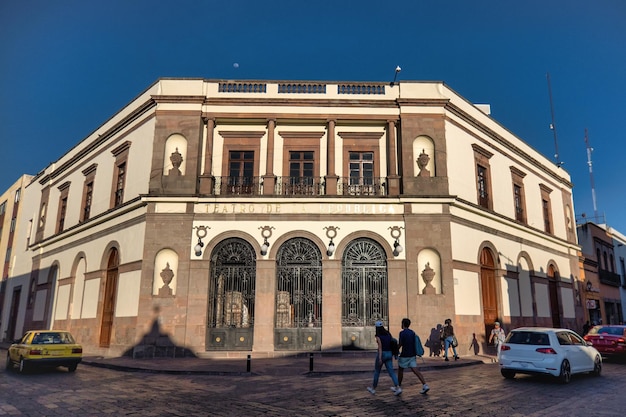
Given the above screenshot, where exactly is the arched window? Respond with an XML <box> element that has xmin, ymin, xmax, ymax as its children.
<box><xmin>341</xmin><ymin>238</ymin><xmax>388</xmax><ymax>327</ymax></box>
<box><xmin>276</xmin><ymin>238</ymin><xmax>322</xmax><ymax>328</ymax></box>
<box><xmin>207</xmin><ymin>238</ymin><xmax>256</xmax><ymax>351</ymax></box>
<box><xmin>208</xmin><ymin>238</ymin><xmax>256</xmax><ymax>329</ymax></box>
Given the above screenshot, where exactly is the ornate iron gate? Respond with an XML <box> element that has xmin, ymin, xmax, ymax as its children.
<box><xmin>207</xmin><ymin>238</ymin><xmax>255</xmax><ymax>350</ymax></box>
<box><xmin>341</xmin><ymin>238</ymin><xmax>388</xmax><ymax>350</ymax></box>
<box><xmin>275</xmin><ymin>238</ymin><xmax>322</xmax><ymax>350</ymax></box>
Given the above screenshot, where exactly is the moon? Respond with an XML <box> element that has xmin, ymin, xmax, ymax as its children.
<box><xmin>233</xmin><ymin>63</ymin><xmax>239</xmax><ymax>68</ymax></box>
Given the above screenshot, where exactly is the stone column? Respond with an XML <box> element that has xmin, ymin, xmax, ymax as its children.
<box><xmin>386</xmin><ymin>120</ymin><xmax>400</xmax><ymax>196</ymax></box>
<box><xmin>253</xmin><ymin>258</ymin><xmax>276</xmax><ymax>352</ymax></box>
<box><xmin>321</xmin><ymin>259</ymin><xmax>342</xmax><ymax>351</ymax></box>
<box><xmin>324</xmin><ymin>119</ymin><xmax>339</xmax><ymax>195</ymax></box>
<box><xmin>263</xmin><ymin>119</ymin><xmax>276</xmax><ymax>195</ymax></box>
<box><xmin>199</xmin><ymin>117</ymin><xmax>215</xmax><ymax>195</ymax></box>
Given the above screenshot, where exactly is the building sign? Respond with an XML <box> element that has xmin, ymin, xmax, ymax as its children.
<box><xmin>586</xmin><ymin>299</ymin><xmax>597</xmax><ymax>309</ymax></box>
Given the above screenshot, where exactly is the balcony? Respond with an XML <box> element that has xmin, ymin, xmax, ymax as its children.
<box><xmin>212</xmin><ymin>176</ymin><xmax>388</xmax><ymax>197</ymax></box>
<box><xmin>214</xmin><ymin>177</ymin><xmax>263</xmax><ymax>196</ymax></box>
<box><xmin>599</xmin><ymin>269</ymin><xmax>622</xmax><ymax>287</ymax></box>
<box><xmin>338</xmin><ymin>178</ymin><xmax>386</xmax><ymax>196</ymax></box>
<box><xmin>275</xmin><ymin>177</ymin><xmax>325</xmax><ymax>196</ymax></box>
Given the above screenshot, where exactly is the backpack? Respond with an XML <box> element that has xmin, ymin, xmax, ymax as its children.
<box><xmin>390</xmin><ymin>337</ymin><xmax>400</xmax><ymax>357</ymax></box>
<box><xmin>415</xmin><ymin>334</ymin><xmax>425</xmax><ymax>357</ymax></box>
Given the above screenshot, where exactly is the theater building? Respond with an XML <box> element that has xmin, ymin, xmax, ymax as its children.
<box><xmin>2</xmin><ymin>79</ymin><xmax>581</xmax><ymax>356</ymax></box>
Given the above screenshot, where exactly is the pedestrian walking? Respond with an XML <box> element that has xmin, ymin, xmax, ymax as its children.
<box><xmin>367</xmin><ymin>321</ymin><xmax>402</xmax><ymax>396</ymax></box>
<box><xmin>440</xmin><ymin>318</ymin><xmax>459</xmax><ymax>361</ymax></box>
<box><xmin>396</xmin><ymin>318</ymin><xmax>429</xmax><ymax>394</ymax></box>
<box><xmin>582</xmin><ymin>321</ymin><xmax>591</xmax><ymax>335</ymax></box>
<box><xmin>488</xmin><ymin>321</ymin><xmax>506</xmax><ymax>361</ymax></box>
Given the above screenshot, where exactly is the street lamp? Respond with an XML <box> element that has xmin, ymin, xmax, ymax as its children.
<box><xmin>193</xmin><ymin>225</ymin><xmax>210</xmax><ymax>256</ymax></box>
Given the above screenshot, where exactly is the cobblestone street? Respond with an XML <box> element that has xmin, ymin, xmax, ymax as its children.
<box><xmin>1</xmin><ymin>355</ymin><xmax>625</xmax><ymax>416</ymax></box>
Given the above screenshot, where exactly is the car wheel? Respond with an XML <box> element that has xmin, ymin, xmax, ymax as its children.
<box><xmin>592</xmin><ymin>356</ymin><xmax>602</xmax><ymax>377</ymax></box>
<box><xmin>558</xmin><ymin>359</ymin><xmax>571</xmax><ymax>384</ymax></box>
<box><xmin>18</xmin><ymin>357</ymin><xmax>28</xmax><ymax>374</ymax></box>
<box><xmin>5</xmin><ymin>354</ymin><xmax>13</xmax><ymax>371</ymax></box>
<box><xmin>68</xmin><ymin>363</ymin><xmax>78</xmax><ymax>373</ymax></box>
<box><xmin>501</xmin><ymin>369</ymin><xmax>515</xmax><ymax>379</ymax></box>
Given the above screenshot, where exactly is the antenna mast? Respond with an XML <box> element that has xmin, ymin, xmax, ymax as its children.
<box><xmin>584</xmin><ymin>128</ymin><xmax>599</xmax><ymax>220</ymax></box>
<box><xmin>546</xmin><ymin>73</ymin><xmax>562</xmax><ymax>166</ymax></box>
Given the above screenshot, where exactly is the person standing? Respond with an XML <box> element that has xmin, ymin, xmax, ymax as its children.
<box><xmin>488</xmin><ymin>321</ymin><xmax>506</xmax><ymax>361</ymax></box>
<box><xmin>396</xmin><ymin>318</ymin><xmax>429</xmax><ymax>394</ymax></box>
<box><xmin>441</xmin><ymin>318</ymin><xmax>459</xmax><ymax>361</ymax></box>
<box><xmin>367</xmin><ymin>321</ymin><xmax>402</xmax><ymax>396</ymax></box>
<box><xmin>582</xmin><ymin>321</ymin><xmax>591</xmax><ymax>335</ymax></box>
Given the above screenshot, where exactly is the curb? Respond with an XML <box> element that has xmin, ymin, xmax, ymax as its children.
<box><xmin>81</xmin><ymin>357</ymin><xmax>486</xmax><ymax>376</ymax></box>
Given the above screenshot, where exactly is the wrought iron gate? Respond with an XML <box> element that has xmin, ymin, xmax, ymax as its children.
<box><xmin>341</xmin><ymin>238</ymin><xmax>388</xmax><ymax>350</ymax></box>
<box><xmin>275</xmin><ymin>238</ymin><xmax>322</xmax><ymax>350</ymax></box>
<box><xmin>207</xmin><ymin>238</ymin><xmax>256</xmax><ymax>350</ymax></box>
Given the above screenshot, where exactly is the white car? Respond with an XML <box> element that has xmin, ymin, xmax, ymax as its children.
<box><xmin>499</xmin><ymin>327</ymin><xmax>602</xmax><ymax>383</ymax></box>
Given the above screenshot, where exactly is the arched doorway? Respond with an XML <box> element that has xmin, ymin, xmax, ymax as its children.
<box><xmin>99</xmin><ymin>248</ymin><xmax>119</xmax><ymax>347</ymax></box>
<box><xmin>341</xmin><ymin>238</ymin><xmax>388</xmax><ymax>350</ymax></box>
<box><xmin>274</xmin><ymin>237</ymin><xmax>322</xmax><ymax>350</ymax></box>
<box><xmin>547</xmin><ymin>265</ymin><xmax>562</xmax><ymax>328</ymax></box>
<box><xmin>480</xmin><ymin>247</ymin><xmax>498</xmax><ymax>338</ymax></box>
<box><xmin>206</xmin><ymin>238</ymin><xmax>256</xmax><ymax>350</ymax></box>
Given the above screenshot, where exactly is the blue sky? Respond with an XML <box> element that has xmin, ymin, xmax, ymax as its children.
<box><xmin>1</xmin><ymin>0</ymin><xmax>624</xmax><ymax>233</ymax></box>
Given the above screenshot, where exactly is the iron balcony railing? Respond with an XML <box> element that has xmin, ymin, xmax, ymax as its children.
<box><xmin>275</xmin><ymin>177</ymin><xmax>325</xmax><ymax>196</ymax></box>
<box><xmin>338</xmin><ymin>177</ymin><xmax>386</xmax><ymax>196</ymax></box>
<box><xmin>599</xmin><ymin>269</ymin><xmax>622</xmax><ymax>287</ymax></box>
<box><xmin>212</xmin><ymin>176</ymin><xmax>387</xmax><ymax>196</ymax></box>
<box><xmin>213</xmin><ymin>176</ymin><xmax>263</xmax><ymax>196</ymax></box>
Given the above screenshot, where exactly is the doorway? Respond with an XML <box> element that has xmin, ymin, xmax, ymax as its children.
<box><xmin>480</xmin><ymin>248</ymin><xmax>498</xmax><ymax>338</ymax></box>
<box><xmin>99</xmin><ymin>248</ymin><xmax>119</xmax><ymax>347</ymax></box>
<box><xmin>547</xmin><ymin>265</ymin><xmax>561</xmax><ymax>328</ymax></box>
<box><xmin>5</xmin><ymin>287</ymin><xmax>21</xmax><ymax>341</ymax></box>
<box><xmin>341</xmin><ymin>238</ymin><xmax>388</xmax><ymax>350</ymax></box>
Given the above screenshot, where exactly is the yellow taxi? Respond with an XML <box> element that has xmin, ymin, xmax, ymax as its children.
<box><xmin>6</xmin><ymin>330</ymin><xmax>82</xmax><ymax>373</ymax></box>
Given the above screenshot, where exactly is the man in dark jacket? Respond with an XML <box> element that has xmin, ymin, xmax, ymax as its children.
<box><xmin>397</xmin><ymin>318</ymin><xmax>429</xmax><ymax>394</ymax></box>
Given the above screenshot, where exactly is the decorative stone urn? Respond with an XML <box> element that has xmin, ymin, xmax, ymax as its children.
<box><xmin>417</xmin><ymin>149</ymin><xmax>431</xmax><ymax>177</ymax></box>
<box><xmin>169</xmin><ymin>148</ymin><xmax>183</xmax><ymax>176</ymax></box>
<box><xmin>159</xmin><ymin>262</ymin><xmax>174</xmax><ymax>296</ymax></box>
<box><xmin>421</xmin><ymin>262</ymin><xmax>436</xmax><ymax>294</ymax></box>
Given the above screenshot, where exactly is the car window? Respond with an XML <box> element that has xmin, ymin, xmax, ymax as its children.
<box><xmin>568</xmin><ymin>332</ymin><xmax>584</xmax><ymax>345</ymax></box>
<box><xmin>58</xmin><ymin>333</ymin><xmax>75</xmax><ymax>344</ymax></box>
<box><xmin>557</xmin><ymin>332</ymin><xmax>572</xmax><ymax>345</ymax></box>
<box><xmin>507</xmin><ymin>331</ymin><xmax>550</xmax><ymax>345</ymax></box>
<box><xmin>594</xmin><ymin>327</ymin><xmax>625</xmax><ymax>336</ymax></box>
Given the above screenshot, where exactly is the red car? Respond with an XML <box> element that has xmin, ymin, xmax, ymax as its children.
<box><xmin>583</xmin><ymin>325</ymin><xmax>626</xmax><ymax>358</ymax></box>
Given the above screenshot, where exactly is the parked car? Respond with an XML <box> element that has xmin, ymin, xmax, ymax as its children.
<box><xmin>583</xmin><ymin>325</ymin><xmax>626</xmax><ymax>358</ymax></box>
<box><xmin>499</xmin><ymin>327</ymin><xmax>601</xmax><ymax>383</ymax></box>
<box><xmin>6</xmin><ymin>330</ymin><xmax>82</xmax><ymax>373</ymax></box>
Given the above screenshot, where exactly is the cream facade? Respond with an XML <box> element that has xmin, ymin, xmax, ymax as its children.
<box><xmin>2</xmin><ymin>79</ymin><xmax>580</xmax><ymax>357</ymax></box>
<box><xmin>0</xmin><ymin>175</ymin><xmax>33</xmax><ymax>341</ymax></box>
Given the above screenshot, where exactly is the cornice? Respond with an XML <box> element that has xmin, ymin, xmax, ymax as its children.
<box><xmin>42</xmin><ymin>99</ymin><xmax>156</xmax><ymax>183</ymax></box>
<box><xmin>444</xmin><ymin>102</ymin><xmax>573</xmax><ymax>188</ymax></box>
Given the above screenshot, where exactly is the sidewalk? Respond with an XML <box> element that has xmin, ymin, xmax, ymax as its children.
<box><xmin>79</xmin><ymin>352</ymin><xmax>494</xmax><ymax>376</ymax></box>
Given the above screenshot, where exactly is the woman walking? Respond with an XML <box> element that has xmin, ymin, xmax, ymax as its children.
<box><xmin>441</xmin><ymin>318</ymin><xmax>459</xmax><ymax>361</ymax></box>
<box><xmin>367</xmin><ymin>321</ymin><xmax>402</xmax><ymax>395</ymax></box>
<box><xmin>488</xmin><ymin>321</ymin><xmax>506</xmax><ymax>362</ymax></box>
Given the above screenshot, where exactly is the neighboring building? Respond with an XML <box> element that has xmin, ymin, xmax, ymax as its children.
<box><xmin>0</xmin><ymin>174</ymin><xmax>33</xmax><ymax>341</ymax></box>
<box><xmin>577</xmin><ymin>222</ymin><xmax>624</xmax><ymax>326</ymax></box>
<box><xmin>610</xmin><ymin>228</ymin><xmax>626</xmax><ymax>322</ymax></box>
<box><xmin>2</xmin><ymin>79</ymin><xmax>581</xmax><ymax>357</ymax></box>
